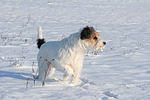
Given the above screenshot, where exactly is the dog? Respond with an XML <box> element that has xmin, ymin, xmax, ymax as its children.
<box><xmin>36</xmin><ymin>26</ymin><xmax>106</xmax><ymax>86</ymax></box>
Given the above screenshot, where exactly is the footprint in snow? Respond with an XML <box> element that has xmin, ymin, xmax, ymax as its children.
<box><xmin>103</xmin><ymin>91</ymin><xmax>118</xmax><ymax>99</ymax></box>
<box><xmin>77</xmin><ymin>78</ymin><xmax>96</xmax><ymax>89</ymax></box>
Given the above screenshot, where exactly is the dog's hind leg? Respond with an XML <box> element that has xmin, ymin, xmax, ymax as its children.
<box><xmin>37</xmin><ymin>59</ymin><xmax>50</xmax><ymax>80</ymax></box>
<box><xmin>47</xmin><ymin>65</ymin><xmax>55</xmax><ymax>78</ymax></box>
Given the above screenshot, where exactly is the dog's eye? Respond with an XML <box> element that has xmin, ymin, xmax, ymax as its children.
<box><xmin>93</xmin><ymin>36</ymin><xmax>97</xmax><ymax>40</ymax></box>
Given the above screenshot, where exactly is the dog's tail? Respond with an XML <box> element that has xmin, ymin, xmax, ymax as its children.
<box><xmin>37</xmin><ymin>26</ymin><xmax>46</xmax><ymax>49</ymax></box>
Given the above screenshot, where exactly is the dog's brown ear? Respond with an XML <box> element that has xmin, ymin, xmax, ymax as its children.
<box><xmin>80</xmin><ymin>26</ymin><xmax>95</xmax><ymax>40</ymax></box>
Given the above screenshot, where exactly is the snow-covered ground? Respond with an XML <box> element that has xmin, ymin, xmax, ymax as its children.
<box><xmin>0</xmin><ymin>0</ymin><xmax>150</xmax><ymax>99</ymax></box>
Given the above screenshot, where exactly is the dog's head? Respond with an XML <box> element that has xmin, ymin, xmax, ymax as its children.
<box><xmin>80</xmin><ymin>26</ymin><xmax>106</xmax><ymax>51</ymax></box>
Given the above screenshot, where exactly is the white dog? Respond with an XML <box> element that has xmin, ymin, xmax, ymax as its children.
<box><xmin>36</xmin><ymin>26</ymin><xmax>106</xmax><ymax>86</ymax></box>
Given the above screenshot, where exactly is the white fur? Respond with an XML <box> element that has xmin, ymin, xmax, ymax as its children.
<box><xmin>38</xmin><ymin>26</ymin><xmax>42</xmax><ymax>39</ymax></box>
<box><xmin>37</xmin><ymin>27</ymin><xmax>105</xmax><ymax>85</ymax></box>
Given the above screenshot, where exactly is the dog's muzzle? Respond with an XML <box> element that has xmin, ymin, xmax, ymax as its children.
<box><xmin>94</xmin><ymin>41</ymin><xmax>106</xmax><ymax>51</ymax></box>
<box><xmin>103</xmin><ymin>42</ymin><xmax>106</xmax><ymax>45</ymax></box>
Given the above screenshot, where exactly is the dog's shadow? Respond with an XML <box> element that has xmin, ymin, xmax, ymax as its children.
<box><xmin>0</xmin><ymin>71</ymin><xmax>97</xmax><ymax>86</ymax></box>
<box><xmin>0</xmin><ymin>70</ymin><xmax>31</xmax><ymax>80</ymax></box>
<box><xmin>0</xmin><ymin>70</ymin><xmax>59</xmax><ymax>82</ymax></box>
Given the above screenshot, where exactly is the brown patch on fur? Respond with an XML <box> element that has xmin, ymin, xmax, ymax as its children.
<box><xmin>87</xmin><ymin>32</ymin><xmax>100</xmax><ymax>45</ymax></box>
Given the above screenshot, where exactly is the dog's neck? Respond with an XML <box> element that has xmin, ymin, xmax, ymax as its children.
<box><xmin>67</xmin><ymin>32</ymin><xmax>90</xmax><ymax>53</ymax></box>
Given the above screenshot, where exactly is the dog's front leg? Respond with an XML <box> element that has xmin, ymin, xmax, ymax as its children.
<box><xmin>70</xmin><ymin>67</ymin><xmax>81</xmax><ymax>86</ymax></box>
<box><xmin>51</xmin><ymin>60</ymin><xmax>73</xmax><ymax>81</ymax></box>
<box><xmin>63</xmin><ymin>66</ymin><xmax>73</xmax><ymax>81</ymax></box>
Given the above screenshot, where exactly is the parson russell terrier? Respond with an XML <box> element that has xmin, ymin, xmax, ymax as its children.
<box><xmin>36</xmin><ymin>26</ymin><xmax>106</xmax><ymax>86</ymax></box>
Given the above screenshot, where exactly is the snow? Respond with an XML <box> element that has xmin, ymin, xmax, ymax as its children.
<box><xmin>0</xmin><ymin>0</ymin><xmax>150</xmax><ymax>99</ymax></box>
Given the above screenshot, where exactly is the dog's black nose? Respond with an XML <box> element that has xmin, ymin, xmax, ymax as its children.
<box><xmin>103</xmin><ymin>42</ymin><xmax>106</xmax><ymax>45</ymax></box>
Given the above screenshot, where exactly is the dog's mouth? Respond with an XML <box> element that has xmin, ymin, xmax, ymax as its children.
<box><xmin>98</xmin><ymin>46</ymin><xmax>105</xmax><ymax>52</ymax></box>
<box><xmin>94</xmin><ymin>45</ymin><xmax>105</xmax><ymax>51</ymax></box>
<box><xmin>94</xmin><ymin>41</ymin><xmax>106</xmax><ymax>51</ymax></box>
<box><xmin>101</xmin><ymin>46</ymin><xmax>105</xmax><ymax>52</ymax></box>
